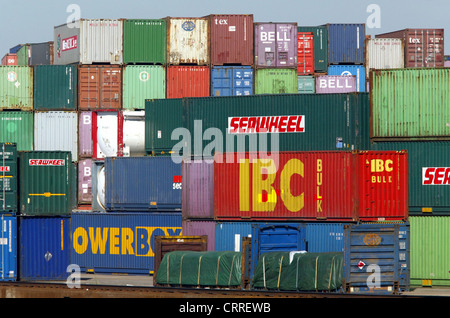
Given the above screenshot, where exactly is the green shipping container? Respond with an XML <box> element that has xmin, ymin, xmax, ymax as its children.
<box><xmin>123</xmin><ymin>65</ymin><xmax>166</xmax><ymax>110</ymax></box>
<box><xmin>123</xmin><ymin>19</ymin><xmax>167</xmax><ymax>65</ymax></box>
<box><xmin>297</xmin><ymin>76</ymin><xmax>315</xmax><ymax>94</ymax></box>
<box><xmin>33</xmin><ymin>65</ymin><xmax>77</xmax><ymax>110</ymax></box>
<box><xmin>0</xmin><ymin>111</ymin><xmax>34</xmax><ymax>151</ymax></box>
<box><xmin>370</xmin><ymin>68</ymin><xmax>450</xmax><ymax>140</ymax></box>
<box><xmin>298</xmin><ymin>26</ymin><xmax>328</xmax><ymax>73</ymax></box>
<box><xmin>19</xmin><ymin>151</ymin><xmax>72</xmax><ymax>216</ymax></box>
<box><xmin>16</xmin><ymin>45</ymin><xmax>29</xmax><ymax>66</ymax></box>
<box><xmin>410</xmin><ymin>216</ymin><xmax>450</xmax><ymax>286</ymax></box>
<box><xmin>0</xmin><ymin>143</ymin><xmax>18</xmax><ymax>213</ymax></box>
<box><xmin>255</xmin><ymin>69</ymin><xmax>298</xmax><ymax>94</ymax></box>
<box><xmin>0</xmin><ymin>66</ymin><xmax>33</xmax><ymax>110</ymax></box>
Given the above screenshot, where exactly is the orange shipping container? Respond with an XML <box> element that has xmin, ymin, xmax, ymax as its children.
<box><xmin>297</xmin><ymin>32</ymin><xmax>314</xmax><ymax>75</ymax></box>
<box><xmin>166</xmin><ymin>66</ymin><xmax>210</xmax><ymax>99</ymax></box>
<box><xmin>1</xmin><ymin>54</ymin><xmax>17</xmax><ymax>66</ymax></box>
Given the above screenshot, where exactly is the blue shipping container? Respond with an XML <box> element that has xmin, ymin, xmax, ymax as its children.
<box><xmin>343</xmin><ymin>223</ymin><xmax>410</xmax><ymax>294</ymax></box>
<box><xmin>211</xmin><ymin>66</ymin><xmax>253</xmax><ymax>96</ymax></box>
<box><xmin>19</xmin><ymin>216</ymin><xmax>70</xmax><ymax>281</ymax></box>
<box><xmin>328</xmin><ymin>65</ymin><xmax>366</xmax><ymax>92</ymax></box>
<box><xmin>71</xmin><ymin>212</ymin><xmax>182</xmax><ymax>274</ymax></box>
<box><xmin>0</xmin><ymin>215</ymin><xmax>17</xmax><ymax>281</ymax></box>
<box><xmin>105</xmin><ymin>156</ymin><xmax>182</xmax><ymax>211</ymax></box>
<box><xmin>326</xmin><ymin>23</ymin><xmax>365</xmax><ymax>65</ymax></box>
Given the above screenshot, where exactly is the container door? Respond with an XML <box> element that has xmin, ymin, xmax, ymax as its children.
<box><xmin>0</xmin><ymin>216</ymin><xmax>16</xmax><ymax>281</ymax></box>
<box><xmin>297</xmin><ymin>32</ymin><xmax>314</xmax><ymax>75</ymax></box>
<box><xmin>233</xmin><ymin>67</ymin><xmax>253</xmax><ymax>96</ymax></box>
<box><xmin>78</xmin><ymin>159</ymin><xmax>92</xmax><ymax>205</ymax></box>
<box><xmin>92</xmin><ymin>111</ymin><xmax>123</xmax><ymax>160</ymax></box>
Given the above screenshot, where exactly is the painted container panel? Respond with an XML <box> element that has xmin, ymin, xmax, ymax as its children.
<box><xmin>166</xmin><ymin>66</ymin><xmax>210</xmax><ymax>99</ymax></box>
<box><xmin>34</xmin><ymin>111</ymin><xmax>78</xmax><ymax>160</ymax></box>
<box><xmin>78</xmin><ymin>158</ymin><xmax>92</xmax><ymax>204</ymax></box>
<box><xmin>209</xmin><ymin>14</ymin><xmax>253</xmax><ymax>66</ymax></box>
<box><xmin>316</xmin><ymin>75</ymin><xmax>357</xmax><ymax>94</ymax></box>
<box><xmin>105</xmin><ymin>156</ymin><xmax>182</xmax><ymax>211</ymax></box>
<box><xmin>91</xmin><ymin>161</ymin><xmax>105</xmax><ymax>212</ymax></box>
<box><xmin>343</xmin><ymin>223</ymin><xmax>410</xmax><ymax>294</ymax></box>
<box><xmin>123</xmin><ymin>110</ymin><xmax>145</xmax><ymax>157</ymax></box>
<box><xmin>328</xmin><ymin>65</ymin><xmax>366</xmax><ymax>92</ymax></box>
<box><xmin>19</xmin><ymin>151</ymin><xmax>72</xmax><ymax>216</ymax></box>
<box><xmin>306</xmin><ymin>223</ymin><xmax>346</xmax><ymax>253</ymax></box>
<box><xmin>0</xmin><ymin>215</ymin><xmax>17</xmax><ymax>281</ymax></box>
<box><xmin>0</xmin><ymin>66</ymin><xmax>33</xmax><ymax>110</ymax></box>
<box><xmin>255</xmin><ymin>68</ymin><xmax>298</xmax><ymax>94</ymax></box>
<box><xmin>0</xmin><ymin>143</ymin><xmax>18</xmax><ymax>213</ymax></box>
<box><xmin>123</xmin><ymin>19</ymin><xmax>166</xmax><ymax>64</ymax></box>
<box><xmin>71</xmin><ymin>212</ymin><xmax>182</xmax><ymax>274</ymax></box>
<box><xmin>78</xmin><ymin>65</ymin><xmax>122</xmax><ymax>110</ymax></box>
<box><xmin>254</xmin><ymin>23</ymin><xmax>298</xmax><ymax>68</ymax></box>
<box><xmin>298</xmin><ymin>26</ymin><xmax>328</xmax><ymax>73</ymax></box>
<box><xmin>19</xmin><ymin>216</ymin><xmax>71</xmax><ymax>280</ymax></box>
<box><xmin>181</xmin><ymin>220</ymin><xmax>215</xmax><ymax>251</ymax></box>
<box><xmin>365</xmin><ymin>38</ymin><xmax>404</xmax><ymax>77</ymax></box>
<box><xmin>410</xmin><ymin>216</ymin><xmax>450</xmax><ymax>286</ymax></box>
<box><xmin>78</xmin><ymin>111</ymin><xmax>93</xmax><ymax>158</ymax></box>
<box><xmin>167</xmin><ymin>17</ymin><xmax>209</xmax><ymax>65</ymax></box>
<box><xmin>33</xmin><ymin>65</ymin><xmax>77</xmax><ymax>110</ymax></box>
<box><xmin>214</xmin><ymin>222</ymin><xmax>252</xmax><ymax>252</ymax></box>
<box><xmin>211</xmin><ymin>66</ymin><xmax>253</xmax><ymax>96</ymax></box>
<box><xmin>370</xmin><ymin>68</ymin><xmax>450</xmax><ymax>139</ymax></box>
<box><xmin>0</xmin><ymin>111</ymin><xmax>33</xmax><ymax>151</ymax></box>
<box><xmin>297</xmin><ymin>76</ymin><xmax>315</xmax><ymax>94</ymax></box>
<box><xmin>92</xmin><ymin>110</ymin><xmax>124</xmax><ymax>160</ymax></box>
<box><xmin>20</xmin><ymin>42</ymin><xmax>54</xmax><ymax>66</ymax></box>
<box><xmin>371</xmin><ymin>141</ymin><xmax>450</xmax><ymax>214</ymax></box>
<box><xmin>122</xmin><ymin>65</ymin><xmax>165</xmax><ymax>110</ymax></box>
<box><xmin>376</xmin><ymin>29</ymin><xmax>444</xmax><ymax>68</ymax></box>
<box><xmin>327</xmin><ymin>23</ymin><xmax>365</xmax><ymax>65</ymax></box>
<box><xmin>1</xmin><ymin>54</ymin><xmax>17</xmax><ymax>66</ymax></box>
<box><xmin>297</xmin><ymin>32</ymin><xmax>314</xmax><ymax>75</ymax></box>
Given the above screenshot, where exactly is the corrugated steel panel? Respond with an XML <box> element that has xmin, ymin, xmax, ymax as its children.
<box><xmin>78</xmin><ymin>158</ymin><xmax>92</xmax><ymax>204</ymax></box>
<box><xmin>0</xmin><ymin>66</ymin><xmax>33</xmax><ymax>110</ymax></box>
<box><xmin>298</xmin><ymin>26</ymin><xmax>328</xmax><ymax>73</ymax></box>
<box><xmin>33</xmin><ymin>65</ymin><xmax>77</xmax><ymax>110</ymax></box>
<box><xmin>297</xmin><ymin>32</ymin><xmax>314</xmax><ymax>75</ymax></box>
<box><xmin>1</xmin><ymin>54</ymin><xmax>17</xmax><ymax>66</ymax></box>
<box><xmin>166</xmin><ymin>66</ymin><xmax>210</xmax><ymax>99</ymax></box>
<box><xmin>211</xmin><ymin>66</ymin><xmax>253</xmax><ymax>96</ymax></box>
<box><xmin>209</xmin><ymin>14</ymin><xmax>253</xmax><ymax>66</ymax></box>
<box><xmin>328</xmin><ymin>65</ymin><xmax>366</xmax><ymax>92</ymax></box>
<box><xmin>410</xmin><ymin>216</ymin><xmax>450</xmax><ymax>286</ymax></box>
<box><xmin>78</xmin><ymin>111</ymin><xmax>93</xmax><ymax>158</ymax></box>
<box><xmin>19</xmin><ymin>216</ymin><xmax>70</xmax><ymax>280</ymax></box>
<box><xmin>167</xmin><ymin>17</ymin><xmax>209</xmax><ymax>65</ymax></box>
<box><xmin>315</xmin><ymin>75</ymin><xmax>357</xmax><ymax>94</ymax></box>
<box><xmin>16</xmin><ymin>45</ymin><xmax>29</xmax><ymax>66</ymax></box>
<box><xmin>370</xmin><ymin>68</ymin><xmax>450</xmax><ymax>139</ymax></box>
<box><xmin>365</xmin><ymin>38</ymin><xmax>404</xmax><ymax>78</ymax></box>
<box><xmin>34</xmin><ymin>111</ymin><xmax>78</xmax><ymax>160</ymax></box>
<box><xmin>214</xmin><ymin>222</ymin><xmax>252</xmax><ymax>252</ymax></box>
<box><xmin>105</xmin><ymin>156</ymin><xmax>182</xmax><ymax>211</ymax></box>
<box><xmin>123</xmin><ymin>110</ymin><xmax>145</xmax><ymax>157</ymax></box>
<box><xmin>123</xmin><ymin>19</ymin><xmax>166</xmax><ymax>64</ymax></box>
<box><xmin>297</xmin><ymin>76</ymin><xmax>315</xmax><ymax>94</ymax></box>
<box><xmin>122</xmin><ymin>65</ymin><xmax>165</xmax><ymax>110</ymax></box>
<box><xmin>0</xmin><ymin>215</ymin><xmax>17</xmax><ymax>281</ymax></box>
<box><xmin>306</xmin><ymin>223</ymin><xmax>346</xmax><ymax>253</ymax></box>
<box><xmin>19</xmin><ymin>151</ymin><xmax>72</xmax><ymax>216</ymax></box>
<box><xmin>0</xmin><ymin>143</ymin><xmax>18</xmax><ymax>213</ymax></box>
<box><xmin>0</xmin><ymin>111</ymin><xmax>33</xmax><ymax>151</ymax></box>
<box><xmin>327</xmin><ymin>23</ymin><xmax>365</xmax><ymax>65</ymax></box>
<box><xmin>255</xmin><ymin>68</ymin><xmax>298</xmax><ymax>94</ymax></box>
<box><xmin>181</xmin><ymin>220</ymin><xmax>215</xmax><ymax>251</ymax></box>
<box><xmin>71</xmin><ymin>212</ymin><xmax>182</xmax><ymax>274</ymax></box>
<box><xmin>92</xmin><ymin>110</ymin><xmax>124</xmax><ymax>160</ymax></box>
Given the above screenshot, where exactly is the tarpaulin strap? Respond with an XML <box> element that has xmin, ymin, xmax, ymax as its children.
<box><xmin>328</xmin><ymin>256</ymin><xmax>336</xmax><ymax>290</ymax></box>
<box><xmin>216</xmin><ymin>255</ymin><xmax>221</xmax><ymax>285</ymax></box>
<box><xmin>277</xmin><ymin>256</ymin><xmax>284</xmax><ymax>290</ymax></box>
<box><xmin>262</xmin><ymin>255</ymin><xmax>266</xmax><ymax>289</ymax></box>
<box><xmin>198</xmin><ymin>255</ymin><xmax>203</xmax><ymax>286</ymax></box>
<box><xmin>228</xmin><ymin>255</ymin><xmax>236</xmax><ymax>286</ymax></box>
<box><xmin>166</xmin><ymin>254</ymin><xmax>170</xmax><ymax>284</ymax></box>
<box><xmin>315</xmin><ymin>256</ymin><xmax>319</xmax><ymax>291</ymax></box>
<box><xmin>295</xmin><ymin>256</ymin><xmax>301</xmax><ymax>290</ymax></box>
<box><xmin>179</xmin><ymin>254</ymin><xmax>185</xmax><ymax>286</ymax></box>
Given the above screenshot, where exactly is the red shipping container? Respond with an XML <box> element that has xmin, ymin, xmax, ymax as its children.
<box><xmin>166</xmin><ymin>66</ymin><xmax>210</xmax><ymax>99</ymax></box>
<box><xmin>213</xmin><ymin>151</ymin><xmax>408</xmax><ymax>222</ymax></box>
<box><xmin>209</xmin><ymin>14</ymin><xmax>254</xmax><ymax>66</ymax></box>
<box><xmin>297</xmin><ymin>32</ymin><xmax>314</xmax><ymax>75</ymax></box>
<box><xmin>1</xmin><ymin>54</ymin><xmax>17</xmax><ymax>66</ymax></box>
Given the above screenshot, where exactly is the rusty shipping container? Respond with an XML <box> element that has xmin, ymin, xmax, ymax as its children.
<box><xmin>78</xmin><ymin>65</ymin><xmax>122</xmax><ymax>110</ymax></box>
<box><xmin>376</xmin><ymin>29</ymin><xmax>444</xmax><ymax>68</ymax></box>
<box><xmin>213</xmin><ymin>151</ymin><xmax>408</xmax><ymax>222</ymax></box>
<box><xmin>365</xmin><ymin>38</ymin><xmax>404</xmax><ymax>78</ymax></box>
<box><xmin>0</xmin><ymin>66</ymin><xmax>33</xmax><ymax>110</ymax></box>
<box><xmin>166</xmin><ymin>66</ymin><xmax>210</xmax><ymax>99</ymax></box>
<box><xmin>209</xmin><ymin>14</ymin><xmax>253</xmax><ymax>66</ymax></box>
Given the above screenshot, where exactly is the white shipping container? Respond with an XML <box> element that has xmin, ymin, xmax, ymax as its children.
<box><xmin>365</xmin><ymin>38</ymin><xmax>404</xmax><ymax>77</ymax></box>
<box><xmin>123</xmin><ymin>110</ymin><xmax>145</xmax><ymax>157</ymax></box>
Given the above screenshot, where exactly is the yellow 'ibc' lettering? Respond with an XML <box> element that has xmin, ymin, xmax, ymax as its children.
<box><xmin>370</xmin><ymin>159</ymin><xmax>393</xmax><ymax>172</ymax></box>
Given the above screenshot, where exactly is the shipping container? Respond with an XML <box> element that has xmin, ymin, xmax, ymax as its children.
<box><xmin>254</xmin><ymin>23</ymin><xmax>297</xmax><ymax>68</ymax></box>
<box><xmin>315</xmin><ymin>75</ymin><xmax>357</xmax><ymax>94</ymax></box>
<box><xmin>166</xmin><ymin>17</ymin><xmax>209</xmax><ymax>65</ymax></box>
<box><xmin>123</xmin><ymin>110</ymin><xmax>145</xmax><ymax>157</ymax></box>
<box><xmin>0</xmin><ymin>66</ymin><xmax>33</xmax><ymax>110</ymax></box>
<box><xmin>18</xmin><ymin>216</ymin><xmax>70</xmax><ymax>280</ymax></box>
<box><xmin>298</xmin><ymin>26</ymin><xmax>328</xmax><ymax>73</ymax></box>
<box><xmin>326</xmin><ymin>23</ymin><xmax>365</xmax><ymax>65</ymax></box>
<box><xmin>0</xmin><ymin>111</ymin><xmax>33</xmax><ymax>151</ymax></box>
<box><xmin>166</xmin><ymin>66</ymin><xmax>210</xmax><ymax>99</ymax></box>
<box><xmin>343</xmin><ymin>223</ymin><xmax>410</xmax><ymax>294</ymax></box>
<box><xmin>370</xmin><ymin>68</ymin><xmax>450</xmax><ymax>140</ymax></box>
<box><xmin>91</xmin><ymin>161</ymin><xmax>105</xmax><ymax>212</ymax></box>
<box><xmin>376</xmin><ymin>29</ymin><xmax>444</xmax><ymax>68</ymax></box>
<box><xmin>410</xmin><ymin>216</ymin><xmax>450</xmax><ymax>286</ymax></box>
<box><xmin>78</xmin><ymin>111</ymin><xmax>93</xmax><ymax>158</ymax></box>
<box><xmin>78</xmin><ymin>158</ymin><xmax>92</xmax><ymax>205</ymax></box>
<box><xmin>209</xmin><ymin>14</ymin><xmax>253</xmax><ymax>66</ymax></box>
<box><xmin>213</xmin><ymin>151</ymin><xmax>408</xmax><ymax>222</ymax></box>
<box><xmin>297</xmin><ymin>76</ymin><xmax>315</xmax><ymax>94</ymax></box>
<box><xmin>0</xmin><ymin>215</ymin><xmax>17</xmax><ymax>281</ymax></box>
<box><xmin>1</xmin><ymin>54</ymin><xmax>17</xmax><ymax>66</ymax></box>
<box><xmin>211</xmin><ymin>66</ymin><xmax>253</xmax><ymax>96</ymax></box>
<box><xmin>34</xmin><ymin>111</ymin><xmax>78</xmax><ymax>160</ymax></box>
<box><xmin>182</xmin><ymin>220</ymin><xmax>215</xmax><ymax>251</ymax></box>
<box><xmin>71</xmin><ymin>212</ymin><xmax>182</xmax><ymax>274</ymax></box>
<box><xmin>19</xmin><ymin>151</ymin><xmax>72</xmax><ymax>216</ymax></box>
<box><xmin>54</xmin><ymin>19</ymin><xmax>123</xmax><ymax>65</ymax></box>
<box><xmin>328</xmin><ymin>65</ymin><xmax>366</xmax><ymax>92</ymax></box>
<box><xmin>123</xmin><ymin>19</ymin><xmax>166</xmax><ymax>65</ymax></box>
<box><xmin>9</xmin><ymin>45</ymin><xmax>23</xmax><ymax>54</ymax></box>
<box><xmin>17</xmin><ymin>42</ymin><xmax>54</xmax><ymax>66</ymax></box>
<box><xmin>255</xmin><ymin>68</ymin><xmax>298</xmax><ymax>94</ymax></box>
<box><xmin>33</xmin><ymin>65</ymin><xmax>77</xmax><ymax>111</ymax></box>
<box><xmin>371</xmin><ymin>141</ymin><xmax>450</xmax><ymax>214</ymax></box>
<box><xmin>122</xmin><ymin>65</ymin><xmax>165</xmax><ymax>110</ymax></box>
<box><xmin>0</xmin><ymin>143</ymin><xmax>17</xmax><ymax>213</ymax></box>
<box><xmin>365</xmin><ymin>38</ymin><xmax>404</xmax><ymax>78</ymax></box>
<box><xmin>78</xmin><ymin>65</ymin><xmax>122</xmax><ymax>110</ymax></box>
<box><xmin>105</xmin><ymin>156</ymin><xmax>182</xmax><ymax>211</ymax></box>
<box><xmin>297</xmin><ymin>32</ymin><xmax>314</xmax><ymax>75</ymax></box>
<box><xmin>92</xmin><ymin>110</ymin><xmax>124</xmax><ymax>160</ymax></box>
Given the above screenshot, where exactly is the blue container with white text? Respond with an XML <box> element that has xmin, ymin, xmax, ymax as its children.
<box><xmin>211</xmin><ymin>66</ymin><xmax>253</xmax><ymax>96</ymax></box>
<box><xmin>0</xmin><ymin>215</ymin><xmax>17</xmax><ymax>281</ymax></box>
<box><xmin>328</xmin><ymin>65</ymin><xmax>366</xmax><ymax>92</ymax></box>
